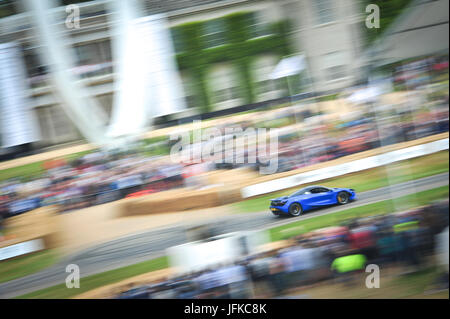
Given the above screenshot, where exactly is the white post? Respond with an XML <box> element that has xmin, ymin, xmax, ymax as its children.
<box><xmin>286</xmin><ymin>74</ymin><xmax>308</xmax><ymax>167</ymax></box>
<box><xmin>303</xmin><ymin>57</ymin><xmax>329</xmax><ymax>160</ymax></box>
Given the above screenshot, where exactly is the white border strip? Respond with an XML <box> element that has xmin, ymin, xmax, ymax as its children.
<box><xmin>0</xmin><ymin>239</ymin><xmax>45</xmax><ymax>261</ymax></box>
<box><xmin>241</xmin><ymin>138</ymin><xmax>449</xmax><ymax>198</ymax></box>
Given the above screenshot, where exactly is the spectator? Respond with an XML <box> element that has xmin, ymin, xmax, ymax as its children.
<box><xmin>331</xmin><ymin>254</ymin><xmax>367</xmax><ymax>286</ymax></box>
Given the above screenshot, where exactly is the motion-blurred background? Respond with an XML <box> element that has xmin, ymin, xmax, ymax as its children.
<box><xmin>0</xmin><ymin>0</ymin><xmax>448</xmax><ymax>299</ymax></box>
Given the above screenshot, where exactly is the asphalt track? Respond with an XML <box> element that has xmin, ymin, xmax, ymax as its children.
<box><xmin>0</xmin><ymin>172</ymin><xmax>448</xmax><ymax>298</ymax></box>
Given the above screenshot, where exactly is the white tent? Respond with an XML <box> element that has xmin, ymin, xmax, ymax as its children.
<box><xmin>347</xmin><ymin>77</ymin><xmax>393</xmax><ymax>104</ymax></box>
<box><xmin>347</xmin><ymin>86</ymin><xmax>382</xmax><ymax>104</ymax></box>
<box><xmin>270</xmin><ymin>55</ymin><xmax>306</xmax><ymax>80</ymax></box>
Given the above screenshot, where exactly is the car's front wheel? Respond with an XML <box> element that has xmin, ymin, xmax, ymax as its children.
<box><xmin>288</xmin><ymin>203</ymin><xmax>303</xmax><ymax>217</ymax></box>
<box><xmin>337</xmin><ymin>192</ymin><xmax>350</xmax><ymax>205</ymax></box>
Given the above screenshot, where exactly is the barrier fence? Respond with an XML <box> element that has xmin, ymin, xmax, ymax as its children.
<box><xmin>241</xmin><ymin>138</ymin><xmax>449</xmax><ymax>198</ymax></box>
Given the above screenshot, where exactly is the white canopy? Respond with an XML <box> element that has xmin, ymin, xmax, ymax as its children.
<box><xmin>347</xmin><ymin>86</ymin><xmax>382</xmax><ymax>104</ymax></box>
<box><xmin>270</xmin><ymin>55</ymin><xmax>306</xmax><ymax>79</ymax></box>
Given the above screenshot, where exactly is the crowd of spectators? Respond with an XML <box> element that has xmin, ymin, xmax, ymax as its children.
<box><xmin>248</xmin><ymin>101</ymin><xmax>449</xmax><ymax>173</ymax></box>
<box><xmin>0</xmin><ymin>152</ymin><xmax>185</xmax><ymax>218</ymax></box>
<box><xmin>115</xmin><ymin>200</ymin><xmax>449</xmax><ymax>299</ymax></box>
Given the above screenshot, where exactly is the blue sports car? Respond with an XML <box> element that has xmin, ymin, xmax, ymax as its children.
<box><xmin>269</xmin><ymin>185</ymin><xmax>356</xmax><ymax>217</ymax></box>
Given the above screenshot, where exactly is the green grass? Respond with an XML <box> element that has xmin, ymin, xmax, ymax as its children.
<box><xmin>63</xmin><ymin>150</ymin><xmax>95</xmax><ymax>162</ymax></box>
<box><xmin>296</xmin><ymin>265</ymin><xmax>447</xmax><ymax>298</ymax></box>
<box><xmin>15</xmin><ymin>256</ymin><xmax>169</xmax><ymax>299</ymax></box>
<box><xmin>390</xmin><ymin>266</ymin><xmax>442</xmax><ymax>297</ymax></box>
<box><xmin>0</xmin><ymin>161</ymin><xmax>45</xmax><ymax>182</ymax></box>
<box><xmin>0</xmin><ymin>250</ymin><xmax>59</xmax><ymax>284</ymax></box>
<box><xmin>257</xmin><ymin>117</ymin><xmax>294</xmax><ymax>129</ymax></box>
<box><xmin>317</xmin><ymin>93</ymin><xmax>339</xmax><ymax>102</ymax></box>
<box><xmin>269</xmin><ymin>185</ymin><xmax>449</xmax><ymax>242</ymax></box>
<box><xmin>233</xmin><ymin>151</ymin><xmax>449</xmax><ymax>213</ymax></box>
<box><xmin>0</xmin><ymin>149</ymin><xmax>94</xmax><ymax>182</ymax></box>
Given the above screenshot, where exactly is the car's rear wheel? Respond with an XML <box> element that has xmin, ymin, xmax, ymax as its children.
<box><xmin>288</xmin><ymin>203</ymin><xmax>303</xmax><ymax>217</ymax></box>
<box><xmin>337</xmin><ymin>192</ymin><xmax>350</xmax><ymax>205</ymax></box>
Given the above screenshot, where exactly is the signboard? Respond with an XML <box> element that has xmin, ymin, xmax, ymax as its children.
<box><xmin>0</xmin><ymin>238</ymin><xmax>44</xmax><ymax>261</ymax></box>
<box><xmin>167</xmin><ymin>231</ymin><xmax>269</xmax><ymax>275</ymax></box>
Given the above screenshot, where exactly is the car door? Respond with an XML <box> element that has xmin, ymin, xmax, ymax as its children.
<box><xmin>317</xmin><ymin>187</ymin><xmax>337</xmax><ymax>205</ymax></box>
<box><xmin>300</xmin><ymin>188</ymin><xmax>320</xmax><ymax>207</ymax></box>
<box><xmin>308</xmin><ymin>187</ymin><xmax>333</xmax><ymax>206</ymax></box>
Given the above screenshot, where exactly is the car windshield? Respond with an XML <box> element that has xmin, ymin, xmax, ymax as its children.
<box><xmin>289</xmin><ymin>187</ymin><xmax>311</xmax><ymax>197</ymax></box>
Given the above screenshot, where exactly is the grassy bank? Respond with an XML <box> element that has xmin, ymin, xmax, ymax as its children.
<box><xmin>269</xmin><ymin>185</ymin><xmax>449</xmax><ymax>241</ymax></box>
<box><xmin>0</xmin><ymin>249</ymin><xmax>59</xmax><ymax>284</ymax></box>
<box><xmin>15</xmin><ymin>256</ymin><xmax>168</xmax><ymax>299</ymax></box>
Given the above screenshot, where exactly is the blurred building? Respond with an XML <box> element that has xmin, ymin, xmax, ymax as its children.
<box><xmin>0</xmin><ymin>0</ymin><xmax>425</xmax><ymax>149</ymax></box>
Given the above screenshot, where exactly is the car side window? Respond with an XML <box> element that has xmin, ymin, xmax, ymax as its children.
<box><xmin>312</xmin><ymin>188</ymin><xmax>328</xmax><ymax>193</ymax></box>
